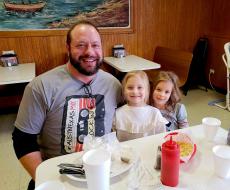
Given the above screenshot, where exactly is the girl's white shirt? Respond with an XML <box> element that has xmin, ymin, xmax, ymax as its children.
<box><xmin>113</xmin><ymin>104</ymin><xmax>168</xmax><ymax>142</ymax></box>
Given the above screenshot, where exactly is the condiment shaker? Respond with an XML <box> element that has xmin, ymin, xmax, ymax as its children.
<box><xmin>154</xmin><ymin>145</ymin><xmax>162</xmax><ymax>170</ymax></box>
<box><xmin>227</xmin><ymin>128</ymin><xmax>230</xmax><ymax>145</ymax></box>
<box><xmin>161</xmin><ymin>136</ymin><xmax>180</xmax><ymax>187</ymax></box>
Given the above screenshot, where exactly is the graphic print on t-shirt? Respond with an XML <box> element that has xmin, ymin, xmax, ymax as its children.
<box><xmin>61</xmin><ymin>94</ymin><xmax>105</xmax><ymax>154</ymax></box>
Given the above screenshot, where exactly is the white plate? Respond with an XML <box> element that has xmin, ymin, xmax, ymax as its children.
<box><xmin>66</xmin><ymin>147</ymin><xmax>138</xmax><ymax>182</ymax></box>
<box><xmin>35</xmin><ymin>180</ymin><xmax>65</xmax><ymax>190</ymax></box>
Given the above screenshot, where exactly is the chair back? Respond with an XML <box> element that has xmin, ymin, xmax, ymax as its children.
<box><xmin>153</xmin><ymin>46</ymin><xmax>193</xmax><ymax>87</ymax></box>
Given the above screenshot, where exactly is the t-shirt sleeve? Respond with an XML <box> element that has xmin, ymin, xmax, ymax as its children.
<box><xmin>115</xmin><ymin>81</ymin><xmax>123</xmax><ymax>107</ymax></box>
<box><xmin>177</xmin><ymin>104</ymin><xmax>189</xmax><ymax>129</ymax></box>
<box><xmin>154</xmin><ymin>110</ymin><xmax>167</xmax><ymax>134</ymax></box>
<box><xmin>14</xmin><ymin>82</ymin><xmax>47</xmax><ymax>134</ymax></box>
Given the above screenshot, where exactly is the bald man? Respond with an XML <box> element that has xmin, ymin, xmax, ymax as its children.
<box><xmin>12</xmin><ymin>20</ymin><xmax>122</xmax><ymax>189</ymax></box>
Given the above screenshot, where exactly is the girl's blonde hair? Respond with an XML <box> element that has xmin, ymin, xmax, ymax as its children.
<box><xmin>152</xmin><ymin>71</ymin><xmax>182</xmax><ymax>111</ymax></box>
<box><xmin>122</xmin><ymin>70</ymin><xmax>150</xmax><ymax>104</ymax></box>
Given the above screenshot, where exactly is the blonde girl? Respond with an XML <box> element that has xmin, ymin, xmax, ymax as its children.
<box><xmin>152</xmin><ymin>71</ymin><xmax>189</xmax><ymax>131</ymax></box>
<box><xmin>113</xmin><ymin>70</ymin><xmax>168</xmax><ymax>142</ymax></box>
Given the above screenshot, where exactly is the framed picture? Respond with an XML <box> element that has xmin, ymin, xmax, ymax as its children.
<box><xmin>0</xmin><ymin>0</ymin><xmax>134</xmax><ymax>36</ymax></box>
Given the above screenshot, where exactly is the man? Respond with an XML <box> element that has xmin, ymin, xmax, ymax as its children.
<box><xmin>12</xmin><ymin>20</ymin><xmax>122</xmax><ymax>189</ymax></box>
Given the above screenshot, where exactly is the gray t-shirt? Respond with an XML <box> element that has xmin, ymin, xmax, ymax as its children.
<box><xmin>160</xmin><ymin>103</ymin><xmax>189</xmax><ymax>131</ymax></box>
<box><xmin>15</xmin><ymin>65</ymin><xmax>122</xmax><ymax>158</ymax></box>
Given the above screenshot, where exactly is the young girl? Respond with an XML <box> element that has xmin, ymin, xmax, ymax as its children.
<box><xmin>113</xmin><ymin>70</ymin><xmax>168</xmax><ymax>142</ymax></box>
<box><xmin>152</xmin><ymin>71</ymin><xmax>189</xmax><ymax>131</ymax></box>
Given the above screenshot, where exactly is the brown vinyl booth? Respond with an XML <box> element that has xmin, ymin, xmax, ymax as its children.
<box><xmin>153</xmin><ymin>46</ymin><xmax>193</xmax><ymax>87</ymax></box>
<box><xmin>146</xmin><ymin>46</ymin><xmax>193</xmax><ymax>99</ymax></box>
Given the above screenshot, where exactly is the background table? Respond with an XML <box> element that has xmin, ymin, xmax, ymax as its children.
<box><xmin>0</xmin><ymin>63</ymin><xmax>35</xmax><ymax>85</ymax></box>
<box><xmin>104</xmin><ymin>55</ymin><xmax>160</xmax><ymax>73</ymax></box>
<box><xmin>35</xmin><ymin>125</ymin><xmax>230</xmax><ymax>189</ymax></box>
<box><xmin>0</xmin><ymin>63</ymin><xmax>35</xmax><ymax>112</ymax></box>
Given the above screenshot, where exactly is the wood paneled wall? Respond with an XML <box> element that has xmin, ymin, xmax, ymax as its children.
<box><xmin>204</xmin><ymin>1</ymin><xmax>230</xmax><ymax>90</ymax></box>
<box><xmin>0</xmin><ymin>0</ymin><xmax>211</xmax><ymax>75</ymax></box>
<box><xmin>0</xmin><ymin>0</ymin><xmax>229</xmax><ymax>90</ymax></box>
<box><xmin>137</xmin><ymin>0</ymin><xmax>212</xmax><ymax>59</ymax></box>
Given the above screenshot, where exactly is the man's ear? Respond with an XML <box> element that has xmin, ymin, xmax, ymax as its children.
<box><xmin>66</xmin><ymin>44</ymin><xmax>70</xmax><ymax>52</ymax></box>
<box><xmin>66</xmin><ymin>44</ymin><xmax>70</xmax><ymax>59</ymax></box>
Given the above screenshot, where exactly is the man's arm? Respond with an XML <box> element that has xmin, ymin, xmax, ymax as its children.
<box><xmin>19</xmin><ymin>151</ymin><xmax>42</xmax><ymax>180</ymax></box>
<box><xmin>12</xmin><ymin>127</ymin><xmax>42</xmax><ymax>180</ymax></box>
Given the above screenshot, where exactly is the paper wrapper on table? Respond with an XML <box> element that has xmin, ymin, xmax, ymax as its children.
<box><xmin>83</xmin><ymin>132</ymin><xmax>124</xmax><ymax>162</ymax></box>
<box><xmin>164</xmin><ymin>132</ymin><xmax>196</xmax><ymax>163</ymax></box>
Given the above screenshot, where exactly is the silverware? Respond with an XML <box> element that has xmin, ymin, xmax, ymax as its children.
<box><xmin>58</xmin><ymin>163</ymin><xmax>85</xmax><ymax>176</ymax></box>
<box><xmin>58</xmin><ymin>163</ymin><xmax>83</xmax><ymax>169</ymax></box>
<box><xmin>59</xmin><ymin>168</ymin><xmax>85</xmax><ymax>176</ymax></box>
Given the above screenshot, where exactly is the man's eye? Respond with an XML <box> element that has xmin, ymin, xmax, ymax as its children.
<box><xmin>92</xmin><ymin>44</ymin><xmax>101</xmax><ymax>49</ymax></box>
<box><xmin>138</xmin><ymin>86</ymin><xmax>143</xmax><ymax>89</ymax></box>
<box><xmin>76</xmin><ymin>44</ymin><xmax>86</xmax><ymax>48</ymax></box>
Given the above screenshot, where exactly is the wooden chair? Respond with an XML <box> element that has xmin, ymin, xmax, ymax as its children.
<box><xmin>153</xmin><ymin>46</ymin><xmax>193</xmax><ymax>87</ymax></box>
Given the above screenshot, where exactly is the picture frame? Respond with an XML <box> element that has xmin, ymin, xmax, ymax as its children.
<box><xmin>0</xmin><ymin>0</ymin><xmax>134</xmax><ymax>37</ymax></box>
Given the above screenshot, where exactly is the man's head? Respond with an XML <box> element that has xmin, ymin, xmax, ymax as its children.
<box><xmin>66</xmin><ymin>20</ymin><xmax>103</xmax><ymax>76</ymax></box>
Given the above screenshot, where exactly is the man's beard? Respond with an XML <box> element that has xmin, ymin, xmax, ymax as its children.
<box><xmin>69</xmin><ymin>54</ymin><xmax>103</xmax><ymax>76</ymax></box>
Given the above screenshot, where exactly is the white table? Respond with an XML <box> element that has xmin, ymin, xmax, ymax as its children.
<box><xmin>0</xmin><ymin>63</ymin><xmax>35</xmax><ymax>85</ymax></box>
<box><xmin>35</xmin><ymin>125</ymin><xmax>230</xmax><ymax>189</ymax></box>
<box><xmin>104</xmin><ymin>55</ymin><xmax>160</xmax><ymax>72</ymax></box>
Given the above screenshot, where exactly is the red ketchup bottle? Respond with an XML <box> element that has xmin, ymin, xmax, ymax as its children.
<box><xmin>161</xmin><ymin>136</ymin><xmax>180</xmax><ymax>187</ymax></box>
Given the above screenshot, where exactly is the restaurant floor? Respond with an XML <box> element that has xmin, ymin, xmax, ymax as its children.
<box><xmin>0</xmin><ymin>88</ymin><xmax>229</xmax><ymax>190</ymax></box>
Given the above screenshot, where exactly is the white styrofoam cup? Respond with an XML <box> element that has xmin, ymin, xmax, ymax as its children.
<box><xmin>213</xmin><ymin>145</ymin><xmax>230</xmax><ymax>179</ymax></box>
<box><xmin>202</xmin><ymin>117</ymin><xmax>221</xmax><ymax>141</ymax></box>
<box><xmin>83</xmin><ymin>149</ymin><xmax>111</xmax><ymax>190</ymax></box>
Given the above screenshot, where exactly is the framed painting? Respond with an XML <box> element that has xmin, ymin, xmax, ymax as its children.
<box><xmin>0</xmin><ymin>0</ymin><xmax>134</xmax><ymax>36</ymax></box>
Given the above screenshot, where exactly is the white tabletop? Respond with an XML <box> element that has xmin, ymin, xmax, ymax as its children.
<box><xmin>104</xmin><ymin>55</ymin><xmax>160</xmax><ymax>72</ymax></box>
<box><xmin>0</xmin><ymin>63</ymin><xmax>35</xmax><ymax>85</ymax></box>
<box><xmin>35</xmin><ymin>125</ymin><xmax>230</xmax><ymax>189</ymax></box>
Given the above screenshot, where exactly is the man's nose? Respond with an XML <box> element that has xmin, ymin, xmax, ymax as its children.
<box><xmin>85</xmin><ymin>44</ymin><xmax>94</xmax><ymax>55</ymax></box>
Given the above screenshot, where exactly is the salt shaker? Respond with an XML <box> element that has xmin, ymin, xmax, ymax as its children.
<box><xmin>154</xmin><ymin>145</ymin><xmax>162</xmax><ymax>170</ymax></box>
<box><xmin>161</xmin><ymin>136</ymin><xmax>180</xmax><ymax>187</ymax></box>
<box><xmin>227</xmin><ymin>128</ymin><xmax>230</xmax><ymax>145</ymax></box>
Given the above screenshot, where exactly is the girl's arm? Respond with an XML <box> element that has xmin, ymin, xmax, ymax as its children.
<box><xmin>176</xmin><ymin>104</ymin><xmax>189</xmax><ymax>129</ymax></box>
<box><xmin>112</xmin><ymin>115</ymin><xmax>117</xmax><ymax>132</ymax></box>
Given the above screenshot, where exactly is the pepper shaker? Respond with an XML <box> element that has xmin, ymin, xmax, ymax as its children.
<box><xmin>227</xmin><ymin>128</ymin><xmax>230</xmax><ymax>145</ymax></box>
<box><xmin>154</xmin><ymin>145</ymin><xmax>162</xmax><ymax>170</ymax></box>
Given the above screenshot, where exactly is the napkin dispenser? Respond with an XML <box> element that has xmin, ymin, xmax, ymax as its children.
<box><xmin>113</xmin><ymin>44</ymin><xmax>126</xmax><ymax>58</ymax></box>
<box><xmin>0</xmin><ymin>50</ymin><xmax>19</xmax><ymax>67</ymax></box>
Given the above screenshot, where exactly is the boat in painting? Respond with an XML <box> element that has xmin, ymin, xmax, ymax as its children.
<box><xmin>3</xmin><ymin>1</ymin><xmax>46</xmax><ymax>13</ymax></box>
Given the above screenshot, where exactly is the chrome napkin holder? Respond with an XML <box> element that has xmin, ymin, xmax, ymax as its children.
<box><xmin>0</xmin><ymin>50</ymin><xmax>19</xmax><ymax>67</ymax></box>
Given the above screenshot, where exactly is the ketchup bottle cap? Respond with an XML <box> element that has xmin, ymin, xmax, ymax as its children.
<box><xmin>164</xmin><ymin>136</ymin><xmax>178</xmax><ymax>150</ymax></box>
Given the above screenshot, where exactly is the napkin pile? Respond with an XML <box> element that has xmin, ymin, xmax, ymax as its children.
<box><xmin>83</xmin><ymin>132</ymin><xmax>125</xmax><ymax>162</ymax></box>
